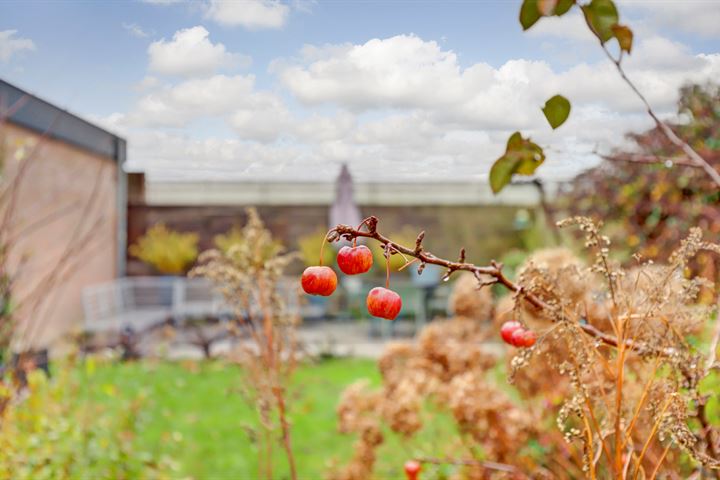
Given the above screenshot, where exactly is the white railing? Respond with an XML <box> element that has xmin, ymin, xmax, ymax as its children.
<box><xmin>81</xmin><ymin>276</ymin><xmax>300</xmax><ymax>333</ymax></box>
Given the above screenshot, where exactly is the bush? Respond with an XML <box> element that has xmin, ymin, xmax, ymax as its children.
<box><xmin>129</xmin><ymin>223</ymin><xmax>198</xmax><ymax>275</ymax></box>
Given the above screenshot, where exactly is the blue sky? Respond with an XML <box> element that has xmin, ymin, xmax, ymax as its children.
<box><xmin>1</xmin><ymin>0</ymin><xmax>719</xmax><ymax>182</ymax></box>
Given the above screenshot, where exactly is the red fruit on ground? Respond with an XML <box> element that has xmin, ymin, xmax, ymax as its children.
<box><xmin>404</xmin><ymin>460</ymin><xmax>421</xmax><ymax>480</ymax></box>
<box><xmin>337</xmin><ymin>245</ymin><xmax>373</xmax><ymax>275</ymax></box>
<box><xmin>521</xmin><ymin>329</ymin><xmax>537</xmax><ymax>347</ymax></box>
<box><xmin>510</xmin><ymin>327</ymin><xmax>527</xmax><ymax>347</ymax></box>
<box><xmin>366</xmin><ymin>287</ymin><xmax>402</xmax><ymax>320</ymax></box>
<box><xmin>500</xmin><ymin>320</ymin><xmax>522</xmax><ymax>344</ymax></box>
<box><xmin>301</xmin><ymin>266</ymin><xmax>337</xmax><ymax>296</ymax></box>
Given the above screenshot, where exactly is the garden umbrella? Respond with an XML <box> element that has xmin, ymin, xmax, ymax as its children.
<box><xmin>329</xmin><ymin>163</ymin><xmax>362</xmax><ymax>235</ymax></box>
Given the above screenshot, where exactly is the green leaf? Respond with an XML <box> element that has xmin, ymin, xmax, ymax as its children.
<box><xmin>538</xmin><ymin>0</ymin><xmax>575</xmax><ymax>16</ymax></box>
<box><xmin>542</xmin><ymin>94</ymin><xmax>572</xmax><ymax>129</ymax></box>
<box><xmin>489</xmin><ymin>155</ymin><xmax>517</xmax><ymax>194</ymax></box>
<box><xmin>582</xmin><ymin>0</ymin><xmax>619</xmax><ymax>43</ymax></box>
<box><xmin>489</xmin><ymin>132</ymin><xmax>546</xmax><ymax>194</ymax></box>
<box><xmin>554</xmin><ymin>0</ymin><xmax>575</xmax><ymax>16</ymax></box>
<box><xmin>520</xmin><ymin>0</ymin><xmax>576</xmax><ymax>31</ymax></box>
<box><xmin>612</xmin><ymin>24</ymin><xmax>633</xmax><ymax>53</ymax></box>
<box><xmin>519</xmin><ymin>0</ymin><xmax>542</xmax><ymax>30</ymax></box>
<box><xmin>506</xmin><ymin>131</ymin><xmax>524</xmax><ymax>150</ymax></box>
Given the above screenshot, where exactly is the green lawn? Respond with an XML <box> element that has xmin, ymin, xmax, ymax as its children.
<box><xmin>78</xmin><ymin>358</ymin><xmax>431</xmax><ymax>480</ymax></box>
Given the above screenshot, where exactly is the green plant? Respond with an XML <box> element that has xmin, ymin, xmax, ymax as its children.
<box><xmin>0</xmin><ymin>357</ymin><xmax>174</xmax><ymax>479</ymax></box>
<box><xmin>129</xmin><ymin>223</ymin><xmax>198</xmax><ymax>275</ymax></box>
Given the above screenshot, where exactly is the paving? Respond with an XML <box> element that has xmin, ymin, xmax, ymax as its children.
<box><xmin>162</xmin><ymin>318</ymin><xmax>505</xmax><ymax>360</ymax></box>
<box><xmin>163</xmin><ymin>319</ymin><xmax>417</xmax><ymax>360</ymax></box>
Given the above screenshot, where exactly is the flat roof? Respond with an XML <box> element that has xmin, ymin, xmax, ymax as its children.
<box><xmin>0</xmin><ymin>78</ymin><xmax>125</xmax><ymax>161</ymax></box>
<box><xmin>145</xmin><ymin>179</ymin><xmax>555</xmax><ymax>207</ymax></box>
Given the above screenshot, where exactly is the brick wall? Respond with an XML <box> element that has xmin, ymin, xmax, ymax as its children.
<box><xmin>3</xmin><ymin>122</ymin><xmax>118</xmax><ymax>349</ymax></box>
<box><xmin>127</xmin><ymin>203</ymin><xmax>532</xmax><ymax>275</ymax></box>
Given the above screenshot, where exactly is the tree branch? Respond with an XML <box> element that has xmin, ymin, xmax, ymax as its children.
<box><xmin>600</xmin><ymin>44</ymin><xmax>720</xmax><ymax>188</ymax></box>
<box><xmin>602</xmin><ymin>153</ymin><xmax>703</xmax><ymax>169</ymax></box>
<box><xmin>330</xmin><ymin>216</ymin><xmax>666</xmax><ymax>354</ymax></box>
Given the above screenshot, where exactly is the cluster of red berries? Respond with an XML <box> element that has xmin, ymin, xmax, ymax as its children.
<box><xmin>500</xmin><ymin>320</ymin><xmax>536</xmax><ymax>348</ymax></box>
<box><xmin>301</xmin><ymin>244</ymin><xmax>402</xmax><ymax>321</ymax></box>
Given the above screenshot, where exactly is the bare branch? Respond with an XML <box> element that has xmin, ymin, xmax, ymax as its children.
<box><xmin>600</xmin><ymin>44</ymin><xmax>720</xmax><ymax>188</ymax></box>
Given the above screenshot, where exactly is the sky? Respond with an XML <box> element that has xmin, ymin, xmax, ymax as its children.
<box><xmin>1</xmin><ymin>0</ymin><xmax>719</xmax><ymax>183</ymax></box>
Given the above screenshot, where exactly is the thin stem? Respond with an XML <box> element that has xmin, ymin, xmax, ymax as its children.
<box><xmin>273</xmin><ymin>386</ymin><xmax>298</xmax><ymax>480</ymax></box>
<box><xmin>319</xmin><ymin>229</ymin><xmax>334</xmax><ymax>266</ymax></box>
<box><xmin>649</xmin><ymin>443</ymin><xmax>672</xmax><ymax>480</ymax></box>
<box><xmin>614</xmin><ymin>339</ymin><xmax>626</xmax><ymax>475</ymax></box>
<box><xmin>623</xmin><ymin>357</ymin><xmax>661</xmax><ymax>449</ymax></box>
<box><xmin>633</xmin><ymin>397</ymin><xmax>672</xmax><ymax>479</ymax></box>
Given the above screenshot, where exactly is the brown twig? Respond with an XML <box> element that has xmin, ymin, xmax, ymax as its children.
<box><xmin>331</xmin><ymin>216</ymin><xmax>666</xmax><ymax>354</ymax></box>
<box><xmin>602</xmin><ymin>153</ymin><xmax>702</xmax><ymax>169</ymax></box>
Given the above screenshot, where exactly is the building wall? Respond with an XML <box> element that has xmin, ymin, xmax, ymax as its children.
<box><xmin>145</xmin><ymin>179</ymin><xmax>549</xmax><ymax>207</ymax></box>
<box><xmin>2</xmin><ymin>122</ymin><xmax>119</xmax><ymax>349</ymax></box>
<box><xmin>127</xmin><ymin>203</ymin><xmax>533</xmax><ymax>275</ymax></box>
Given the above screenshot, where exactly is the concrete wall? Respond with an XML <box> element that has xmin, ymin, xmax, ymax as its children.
<box><xmin>3</xmin><ymin>122</ymin><xmax>119</xmax><ymax>349</ymax></box>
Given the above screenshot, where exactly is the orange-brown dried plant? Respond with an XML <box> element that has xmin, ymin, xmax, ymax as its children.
<box><xmin>191</xmin><ymin>208</ymin><xmax>301</xmax><ymax>480</ymax></box>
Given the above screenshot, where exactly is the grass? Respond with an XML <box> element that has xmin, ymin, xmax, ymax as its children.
<box><xmin>77</xmin><ymin>357</ymin><xmax>419</xmax><ymax>479</ymax></box>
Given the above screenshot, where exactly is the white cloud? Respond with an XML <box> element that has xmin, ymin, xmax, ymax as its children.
<box><xmin>103</xmin><ymin>31</ymin><xmax>719</xmax><ymax>183</ymax></box>
<box><xmin>624</xmin><ymin>0</ymin><xmax>720</xmax><ymax>38</ymax></box>
<box><xmin>277</xmin><ymin>35</ymin><xmax>468</xmax><ymax>110</ymax></box>
<box><xmin>126</xmin><ymin>74</ymin><xmax>257</xmax><ymax>127</ymax></box>
<box><xmin>0</xmin><ymin>30</ymin><xmax>35</xmax><ymax>62</ymax></box>
<box><xmin>527</xmin><ymin>10</ymin><xmax>596</xmax><ymax>43</ymax></box>
<box><xmin>134</xmin><ymin>75</ymin><xmax>160</xmax><ymax>91</ymax></box>
<box><xmin>148</xmin><ymin>26</ymin><xmax>250</xmax><ymax>77</ymax></box>
<box><xmin>123</xmin><ymin>22</ymin><xmax>151</xmax><ymax>38</ymax></box>
<box><xmin>205</xmin><ymin>0</ymin><xmax>289</xmax><ymax>29</ymax></box>
<box><xmin>277</xmin><ymin>34</ymin><xmax>720</xmax><ymax>119</ymax></box>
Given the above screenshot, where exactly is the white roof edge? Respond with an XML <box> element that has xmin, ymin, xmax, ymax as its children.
<box><xmin>145</xmin><ymin>180</ymin><xmax>559</xmax><ymax>207</ymax></box>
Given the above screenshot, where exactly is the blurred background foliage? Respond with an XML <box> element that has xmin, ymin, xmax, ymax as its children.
<box><xmin>0</xmin><ymin>357</ymin><xmax>176</xmax><ymax>479</ymax></box>
<box><xmin>129</xmin><ymin>223</ymin><xmax>198</xmax><ymax>275</ymax></box>
<box><xmin>298</xmin><ymin>228</ymin><xmax>336</xmax><ymax>268</ymax></box>
<box><xmin>560</xmin><ymin>83</ymin><xmax>720</xmax><ymax>261</ymax></box>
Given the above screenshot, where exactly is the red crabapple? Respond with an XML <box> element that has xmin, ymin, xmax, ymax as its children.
<box><xmin>510</xmin><ymin>328</ymin><xmax>527</xmax><ymax>347</ymax></box>
<box><xmin>301</xmin><ymin>266</ymin><xmax>337</xmax><ymax>296</ymax></box>
<box><xmin>337</xmin><ymin>245</ymin><xmax>373</xmax><ymax>275</ymax></box>
<box><xmin>404</xmin><ymin>460</ymin><xmax>421</xmax><ymax>480</ymax></box>
<box><xmin>500</xmin><ymin>320</ymin><xmax>522</xmax><ymax>344</ymax></box>
<box><xmin>366</xmin><ymin>287</ymin><xmax>402</xmax><ymax>320</ymax></box>
<box><xmin>520</xmin><ymin>329</ymin><xmax>536</xmax><ymax>347</ymax></box>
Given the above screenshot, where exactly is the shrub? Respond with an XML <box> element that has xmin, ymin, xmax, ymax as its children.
<box><xmin>129</xmin><ymin>223</ymin><xmax>198</xmax><ymax>275</ymax></box>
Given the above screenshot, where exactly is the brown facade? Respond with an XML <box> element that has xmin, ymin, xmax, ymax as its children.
<box><xmin>3</xmin><ymin>122</ymin><xmax>121</xmax><ymax>349</ymax></box>
<box><xmin>127</xmin><ymin>203</ymin><xmax>532</xmax><ymax>275</ymax></box>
